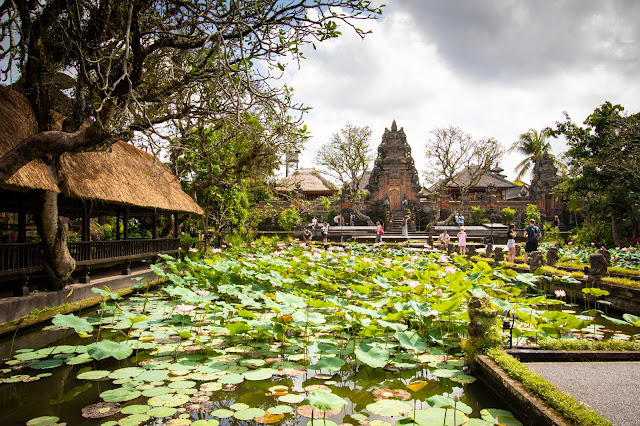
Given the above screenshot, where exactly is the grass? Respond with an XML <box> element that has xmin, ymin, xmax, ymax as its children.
<box><xmin>537</xmin><ymin>339</ymin><xmax>640</xmax><ymax>351</ymax></box>
<box><xmin>556</xmin><ymin>261</ymin><xmax>589</xmax><ymax>269</ymax></box>
<box><xmin>487</xmin><ymin>348</ymin><xmax>612</xmax><ymax>426</ymax></box>
<box><xmin>608</xmin><ymin>266</ymin><xmax>640</xmax><ymax>277</ymax></box>
<box><xmin>601</xmin><ymin>276</ymin><xmax>640</xmax><ymax>289</ymax></box>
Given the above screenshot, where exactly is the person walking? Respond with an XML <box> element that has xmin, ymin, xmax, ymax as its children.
<box><xmin>552</xmin><ymin>215</ymin><xmax>560</xmax><ymax>229</ymax></box>
<box><xmin>311</xmin><ymin>216</ymin><xmax>318</xmax><ymax>229</ymax></box>
<box><xmin>375</xmin><ymin>221</ymin><xmax>384</xmax><ymax>244</ymax></box>
<box><xmin>350</xmin><ymin>213</ymin><xmax>355</xmax><ymax>226</ymax></box>
<box><xmin>506</xmin><ymin>224</ymin><xmax>517</xmax><ymax>263</ymax></box>
<box><xmin>401</xmin><ymin>215</ymin><xmax>409</xmax><ymax>239</ymax></box>
<box><xmin>457</xmin><ymin>227</ymin><xmax>467</xmax><ymax>255</ymax></box>
<box><xmin>458</xmin><ymin>214</ymin><xmax>465</xmax><ymax>227</ymax></box>
<box><xmin>454</xmin><ymin>211</ymin><xmax>459</xmax><ymax>226</ymax></box>
<box><xmin>524</xmin><ymin>219</ymin><xmax>541</xmax><ymax>264</ymax></box>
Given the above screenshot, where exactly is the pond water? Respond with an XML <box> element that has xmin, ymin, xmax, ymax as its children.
<box><xmin>0</xmin><ymin>242</ymin><xmax>636</xmax><ymax>426</ymax></box>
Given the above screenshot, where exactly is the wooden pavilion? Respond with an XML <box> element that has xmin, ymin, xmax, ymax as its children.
<box><xmin>0</xmin><ymin>87</ymin><xmax>203</xmax><ymax>292</ymax></box>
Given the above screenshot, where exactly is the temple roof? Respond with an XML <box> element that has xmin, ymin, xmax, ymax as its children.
<box><xmin>276</xmin><ymin>168</ymin><xmax>338</xmax><ymax>194</ymax></box>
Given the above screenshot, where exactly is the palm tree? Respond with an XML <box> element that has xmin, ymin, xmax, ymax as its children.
<box><xmin>509</xmin><ymin>128</ymin><xmax>553</xmax><ymax>181</ymax></box>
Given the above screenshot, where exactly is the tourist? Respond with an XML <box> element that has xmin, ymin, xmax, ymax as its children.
<box><xmin>401</xmin><ymin>215</ymin><xmax>409</xmax><ymax>238</ymax></box>
<box><xmin>375</xmin><ymin>221</ymin><xmax>384</xmax><ymax>243</ymax></box>
<box><xmin>523</xmin><ymin>219</ymin><xmax>541</xmax><ymax>264</ymax></box>
<box><xmin>458</xmin><ymin>214</ymin><xmax>465</xmax><ymax>227</ymax></box>
<box><xmin>333</xmin><ymin>214</ymin><xmax>341</xmax><ymax>226</ymax></box>
<box><xmin>311</xmin><ymin>216</ymin><xmax>318</xmax><ymax>229</ymax></box>
<box><xmin>457</xmin><ymin>227</ymin><xmax>467</xmax><ymax>255</ymax></box>
<box><xmin>302</xmin><ymin>227</ymin><xmax>313</xmax><ymax>243</ymax></box>
<box><xmin>454</xmin><ymin>211</ymin><xmax>459</xmax><ymax>225</ymax></box>
<box><xmin>552</xmin><ymin>215</ymin><xmax>560</xmax><ymax>229</ymax></box>
<box><xmin>321</xmin><ymin>221</ymin><xmax>329</xmax><ymax>243</ymax></box>
<box><xmin>350</xmin><ymin>213</ymin><xmax>355</xmax><ymax>226</ymax></box>
<box><xmin>438</xmin><ymin>229</ymin><xmax>450</xmax><ymax>250</ymax></box>
<box><xmin>507</xmin><ymin>224</ymin><xmax>517</xmax><ymax>263</ymax></box>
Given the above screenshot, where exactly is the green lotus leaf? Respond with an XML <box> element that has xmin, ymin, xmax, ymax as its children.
<box><xmin>268</xmin><ymin>405</ymin><xmax>294</xmax><ymax>415</ymax></box>
<box><xmin>168</xmin><ymin>380</ymin><xmax>196</xmax><ymax>389</ymax></box>
<box><xmin>234</xmin><ymin>407</ymin><xmax>266</xmax><ymax>420</ymax></box>
<box><xmin>307</xmin><ymin>389</ymin><xmax>347</xmax><ymax>412</ymax></box>
<box><xmin>26</xmin><ymin>416</ymin><xmax>60</xmax><ymax>426</ymax></box>
<box><xmin>366</xmin><ymin>399</ymin><xmax>412</xmax><ymax>417</ymax></box>
<box><xmin>142</xmin><ymin>386</ymin><xmax>172</xmax><ymax>397</ymax></box>
<box><xmin>109</xmin><ymin>367</ymin><xmax>145</xmax><ymax>380</ymax></box>
<box><xmin>230</xmin><ymin>402</ymin><xmax>250</xmax><ymax>411</ymax></box>
<box><xmin>30</xmin><ymin>359</ymin><xmax>64</xmax><ymax>369</ymax></box>
<box><xmin>432</xmin><ymin>369</ymin><xmax>463</xmax><ymax>378</ymax></box>
<box><xmin>395</xmin><ymin>330</ymin><xmax>428</xmax><ymax>352</ymax></box>
<box><xmin>276</xmin><ymin>291</ymin><xmax>307</xmax><ymax>308</ymax></box>
<box><xmin>480</xmin><ymin>408</ymin><xmax>516</xmax><ymax>423</ymax></box>
<box><xmin>148</xmin><ymin>406</ymin><xmax>178</xmax><ymax>417</ymax></box>
<box><xmin>355</xmin><ymin>343</ymin><xmax>389</xmax><ymax>369</ymax></box>
<box><xmin>120</xmin><ymin>405</ymin><xmax>150</xmax><ymax>415</ymax></box>
<box><xmin>494</xmin><ymin>416</ymin><xmax>523</xmax><ymax>426</ymax></box>
<box><xmin>77</xmin><ymin>370</ymin><xmax>110</xmax><ymax>380</ymax></box>
<box><xmin>15</xmin><ymin>351</ymin><xmax>48</xmax><ymax>361</ymax></box>
<box><xmin>411</xmin><ymin>407</ymin><xmax>468</xmax><ymax>425</ymax></box>
<box><xmin>52</xmin><ymin>313</ymin><xmax>94</xmax><ymax>336</ymax></box>
<box><xmin>87</xmin><ymin>340</ymin><xmax>133</xmax><ymax>361</ymax></box>
<box><xmin>306</xmin><ymin>421</ymin><xmax>338</xmax><ymax>426</ymax></box>
<box><xmin>450</xmin><ymin>374</ymin><xmax>477</xmax><ymax>384</ymax></box>
<box><xmin>120</xmin><ymin>414</ymin><xmax>150</xmax><ymax>425</ymax></box>
<box><xmin>210</xmin><ymin>408</ymin><xmax>234</xmax><ymax>418</ymax></box>
<box><xmin>310</xmin><ymin>356</ymin><xmax>345</xmax><ymax>372</ymax></box>
<box><xmin>137</xmin><ymin>369</ymin><xmax>171</xmax><ymax>382</ymax></box>
<box><xmin>218</xmin><ymin>373</ymin><xmax>245</xmax><ymax>384</ymax></box>
<box><xmin>148</xmin><ymin>393</ymin><xmax>189</xmax><ymax>407</ymax></box>
<box><xmin>100</xmin><ymin>387</ymin><xmax>141</xmax><ymax>402</ymax></box>
<box><xmin>192</xmin><ymin>420</ymin><xmax>221</xmax><ymax>426</ymax></box>
<box><xmin>279</xmin><ymin>393</ymin><xmax>305</xmax><ymax>403</ymax></box>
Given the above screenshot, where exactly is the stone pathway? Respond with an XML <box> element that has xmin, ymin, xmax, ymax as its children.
<box><xmin>526</xmin><ymin>361</ymin><xmax>640</xmax><ymax>426</ymax></box>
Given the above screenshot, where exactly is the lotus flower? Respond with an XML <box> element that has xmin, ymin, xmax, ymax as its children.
<box><xmin>176</xmin><ymin>304</ymin><xmax>196</xmax><ymax>314</ymax></box>
<box><xmin>436</xmin><ymin>289</ymin><xmax>443</xmax><ymax>297</ymax></box>
<box><xmin>211</xmin><ymin>248</ymin><xmax>222</xmax><ymax>253</ymax></box>
<box><xmin>408</xmin><ymin>280</ymin><xmax>420</xmax><ymax>289</ymax></box>
<box><xmin>554</xmin><ymin>289</ymin><xmax>566</xmax><ymax>298</ymax></box>
<box><xmin>307</xmin><ymin>262</ymin><xmax>316</xmax><ymax>267</ymax></box>
<box><xmin>406</xmin><ymin>268</ymin><xmax>416</xmax><ymax>274</ymax></box>
<box><xmin>345</xmin><ymin>289</ymin><xmax>352</xmax><ymax>298</ymax></box>
<box><xmin>188</xmin><ymin>247</ymin><xmax>198</xmax><ymax>253</ymax></box>
<box><xmin>439</xmin><ymin>255</ymin><xmax>450</xmax><ymax>263</ymax></box>
<box><xmin>591</xmin><ymin>242</ymin><xmax>595</xmax><ymax>246</ymax></box>
<box><xmin>568</xmin><ymin>241</ymin><xmax>573</xmax><ymax>246</ymax></box>
<box><xmin>196</xmin><ymin>290</ymin><xmax>210</xmax><ymax>297</ymax></box>
<box><xmin>445</xmin><ymin>266</ymin><xmax>457</xmax><ymax>274</ymax></box>
<box><xmin>331</xmin><ymin>258</ymin><xmax>339</xmax><ymax>264</ymax></box>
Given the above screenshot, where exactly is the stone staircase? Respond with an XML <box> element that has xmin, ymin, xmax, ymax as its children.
<box><xmin>388</xmin><ymin>211</ymin><xmax>416</xmax><ymax>233</ymax></box>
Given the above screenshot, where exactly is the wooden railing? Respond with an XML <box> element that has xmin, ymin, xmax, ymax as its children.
<box><xmin>0</xmin><ymin>238</ymin><xmax>180</xmax><ymax>276</ymax></box>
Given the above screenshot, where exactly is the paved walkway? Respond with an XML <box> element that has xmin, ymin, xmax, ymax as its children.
<box><xmin>526</xmin><ymin>361</ymin><xmax>640</xmax><ymax>426</ymax></box>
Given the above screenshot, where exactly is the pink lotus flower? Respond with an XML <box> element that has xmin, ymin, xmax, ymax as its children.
<box><xmin>554</xmin><ymin>289</ymin><xmax>566</xmax><ymax>298</ymax></box>
<box><xmin>591</xmin><ymin>242</ymin><xmax>595</xmax><ymax>246</ymax></box>
<box><xmin>307</xmin><ymin>262</ymin><xmax>316</xmax><ymax>267</ymax></box>
<box><xmin>221</xmin><ymin>244</ymin><xmax>227</xmax><ymax>248</ymax></box>
<box><xmin>196</xmin><ymin>290</ymin><xmax>210</xmax><ymax>297</ymax></box>
<box><xmin>439</xmin><ymin>255</ymin><xmax>450</xmax><ymax>263</ymax></box>
<box><xmin>568</xmin><ymin>241</ymin><xmax>573</xmax><ymax>246</ymax></box>
<box><xmin>331</xmin><ymin>258</ymin><xmax>339</xmax><ymax>264</ymax></box>
<box><xmin>292</xmin><ymin>256</ymin><xmax>300</xmax><ymax>262</ymax></box>
<box><xmin>188</xmin><ymin>247</ymin><xmax>198</xmax><ymax>253</ymax></box>
<box><xmin>345</xmin><ymin>268</ymin><xmax>354</xmax><ymax>273</ymax></box>
<box><xmin>350</xmin><ymin>255</ymin><xmax>356</xmax><ymax>261</ymax></box>
<box><xmin>616</xmin><ymin>246</ymin><xmax>621</xmax><ymax>250</ymax></box>
<box><xmin>299</xmin><ymin>243</ymin><xmax>307</xmax><ymax>248</ymax></box>
<box><xmin>362</xmin><ymin>257</ymin><xmax>373</xmax><ymax>264</ymax></box>
<box><xmin>345</xmin><ymin>289</ymin><xmax>352</xmax><ymax>298</ymax></box>
<box><xmin>408</xmin><ymin>280</ymin><xmax>420</xmax><ymax>289</ymax></box>
<box><xmin>406</xmin><ymin>268</ymin><xmax>416</xmax><ymax>274</ymax></box>
<box><xmin>372</xmin><ymin>248</ymin><xmax>378</xmax><ymax>252</ymax></box>
<box><xmin>176</xmin><ymin>303</ymin><xmax>196</xmax><ymax>314</ymax></box>
<box><xmin>436</xmin><ymin>289</ymin><xmax>443</xmax><ymax>297</ymax></box>
<box><xmin>445</xmin><ymin>266</ymin><xmax>457</xmax><ymax>274</ymax></box>
<box><xmin>211</xmin><ymin>248</ymin><xmax>222</xmax><ymax>253</ymax></box>
<box><xmin>336</xmin><ymin>246</ymin><xmax>344</xmax><ymax>252</ymax></box>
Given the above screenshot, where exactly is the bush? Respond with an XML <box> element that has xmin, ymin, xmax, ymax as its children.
<box><xmin>538</xmin><ymin>339</ymin><xmax>640</xmax><ymax>351</ymax></box>
<box><xmin>524</xmin><ymin>204</ymin><xmax>541</xmax><ymax>227</ymax></box>
<box><xmin>569</xmin><ymin>217</ymin><xmax>613</xmax><ymax>247</ymax></box>
<box><xmin>542</xmin><ymin>223</ymin><xmax>564</xmax><ymax>244</ymax></box>
<box><xmin>278</xmin><ymin>207</ymin><xmax>302</xmax><ymax>233</ymax></box>
<box><xmin>470</xmin><ymin>207</ymin><xmax>487</xmax><ymax>225</ymax></box>
<box><xmin>501</xmin><ymin>207</ymin><xmax>515</xmax><ymax>225</ymax></box>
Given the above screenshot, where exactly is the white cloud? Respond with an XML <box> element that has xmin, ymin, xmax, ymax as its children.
<box><xmin>284</xmin><ymin>2</ymin><xmax>640</xmax><ymax>183</ymax></box>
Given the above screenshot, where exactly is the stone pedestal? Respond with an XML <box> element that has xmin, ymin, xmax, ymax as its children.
<box><xmin>485</xmin><ymin>243</ymin><xmax>493</xmax><ymax>255</ymax></box>
<box><xmin>515</xmin><ymin>245</ymin><xmax>522</xmax><ymax>257</ymax></box>
<box><xmin>588</xmin><ymin>253</ymin><xmax>608</xmax><ymax>286</ymax></box>
<box><xmin>467</xmin><ymin>244</ymin><xmax>477</xmax><ymax>256</ymax></box>
<box><xmin>529</xmin><ymin>251</ymin><xmax>544</xmax><ymax>272</ymax></box>
<box><xmin>494</xmin><ymin>247</ymin><xmax>504</xmax><ymax>264</ymax></box>
<box><xmin>546</xmin><ymin>247</ymin><xmax>559</xmax><ymax>266</ymax></box>
<box><xmin>465</xmin><ymin>295</ymin><xmax>502</xmax><ymax>363</ymax></box>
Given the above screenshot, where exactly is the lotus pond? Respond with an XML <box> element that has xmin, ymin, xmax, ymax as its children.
<box><xmin>1</xmin><ymin>241</ymin><xmax>639</xmax><ymax>426</ymax></box>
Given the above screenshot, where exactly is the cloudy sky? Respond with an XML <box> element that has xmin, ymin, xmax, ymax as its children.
<box><xmin>283</xmin><ymin>0</ymin><xmax>640</xmax><ymax>183</ymax></box>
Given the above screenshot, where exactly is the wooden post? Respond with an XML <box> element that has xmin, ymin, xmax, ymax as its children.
<box><xmin>115</xmin><ymin>206</ymin><xmax>121</xmax><ymax>240</ymax></box>
<box><xmin>81</xmin><ymin>203</ymin><xmax>90</xmax><ymax>241</ymax></box>
<box><xmin>123</xmin><ymin>207</ymin><xmax>129</xmax><ymax>240</ymax></box>
<box><xmin>174</xmin><ymin>212</ymin><xmax>179</xmax><ymax>237</ymax></box>
<box><xmin>17</xmin><ymin>196</ymin><xmax>26</xmax><ymax>243</ymax></box>
<box><xmin>152</xmin><ymin>210</ymin><xmax>158</xmax><ymax>239</ymax></box>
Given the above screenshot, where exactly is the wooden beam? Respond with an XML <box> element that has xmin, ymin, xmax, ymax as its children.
<box><xmin>123</xmin><ymin>207</ymin><xmax>129</xmax><ymax>240</ymax></box>
<box><xmin>174</xmin><ymin>212</ymin><xmax>179</xmax><ymax>237</ymax></box>
<box><xmin>152</xmin><ymin>210</ymin><xmax>158</xmax><ymax>239</ymax></box>
<box><xmin>17</xmin><ymin>195</ymin><xmax>26</xmax><ymax>243</ymax></box>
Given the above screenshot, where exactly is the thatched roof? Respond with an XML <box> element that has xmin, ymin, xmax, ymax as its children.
<box><xmin>59</xmin><ymin>141</ymin><xmax>203</xmax><ymax>215</ymax></box>
<box><xmin>0</xmin><ymin>86</ymin><xmax>202</xmax><ymax>215</ymax></box>
<box><xmin>0</xmin><ymin>86</ymin><xmax>59</xmax><ymax>192</ymax></box>
<box><xmin>427</xmin><ymin>165</ymin><xmax>517</xmax><ymax>192</ymax></box>
<box><xmin>276</xmin><ymin>168</ymin><xmax>338</xmax><ymax>194</ymax></box>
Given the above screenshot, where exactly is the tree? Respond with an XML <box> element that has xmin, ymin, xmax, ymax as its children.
<box><xmin>278</xmin><ymin>206</ymin><xmax>302</xmax><ymax>234</ymax></box>
<box><xmin>424</xmin><ymin>126</ymin><xmax>502</xmax><ymax>224</ymax></box>
<box><xmin>315</xmin><ymin>122</ymin><xmax>375</xmax><ymax>223</ymax></box>
<box><xmin>0</xmin><ymin>1</ymin><xmax>383</xmax><ymax>283</ymax></box>
<box><xmin>509</xmin><ymin>128</ymin><xmax>553</xmax><ymax>181</ymax></box>
<box><xmin>551</xmin><ymin>102</ymin><xmax>640</xmax><ymax>245</ymax></box>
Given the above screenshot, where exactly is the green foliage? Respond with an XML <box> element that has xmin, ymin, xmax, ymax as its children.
<box><xmin>542</xmin><ymin>223</ymin><xmax>564</xmax><ymax>244</ymax></box>
<box><xmin>524</xmin><ymin>204</ymin><xmax>541</xmax><ymax>226</ymax></box>
<box><xmin>501</xmin><ymin>207</ymin><xmax>515</xmax><ymax>225</ymax></box>
<box><xmin>569</xmin><ymin>217</ymin><xmax>613</xmax><ymax>247</ymax></box>
<box><xmin>509</xmin><ymin>128</ymin><xmax>554</xmax><ymax>181</ymax></box>
<box><xmin>487</xmin><ymin>348</ymin><xmax>612</xmax><ymax>426</ymax></box>
<box><xmin>470</xmin><ymin>207</ymin><xmax>488</xmax><ymax>225</ymax></box>
<box><xmin>537</xmin><ymin>339</ymin><xmax>640</xmax><ymax>351</ymax></box>
<box><xmin>278</xmin><ymin>207</ymin><xmax>301</xmax><ymax>233</ymax></box>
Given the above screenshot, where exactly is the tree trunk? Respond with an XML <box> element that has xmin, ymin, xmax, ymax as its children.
<box><xmin>33</xmin><ymin>191</ymin><xmax>75</xmax><ymax>290</ymax></box>
<box><xmin>611</xmin><ymin>210</ymin><xmax>620</xmax><ymax>246</ymax></box>
<box><xmin>353</xmin><ymin>204</ymin><xmax>374</xmax><ymax>226</ymax></box>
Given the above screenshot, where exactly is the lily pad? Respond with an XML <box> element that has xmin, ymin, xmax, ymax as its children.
<box><xmin>354</xmin><ymin>343</ymin><xmax>389</xmax><ymax>369</ymax></box>
<box><xmin>432</xmin><ymin>369</ymin><xmax>463</xmax><ymax>378</ymax></box>
<box><xmin>218</xmin><ymin>373</ymin><xmax>245</xmax><ymax>384</ymax></box>
<box><xmin>366</xmin><ymin>399</ymin><xmax>412</xmax><ymax>417</ymax></box>
<box><xmin>243</xmin><ymin>368</ymin><xmax>277</xmax><ymax>381</ymax></box>
<box><xmin>26</xmin><ymin>416</ymin><xmax>60</xmax><ymax>426</ymax></box>
<box><xmin>121</xmin><ymin>405</ymin><xmax>150</xmax><ymax>415</ymax></box>
<box><xmin>307</xmin><ymin>390</ymin><xmax>347</xmax><ymax>412</ymax></box>
<box><xmin>148</xmin><ymin>393</ymin><xmax>190</xmax><ymax>407</ymax></box>
<box><xmin>31</xmin><ymin>359</ymin><xmax>64</xmax><ymax>369</ymax></box>
<box><xmin>279</xmin><ymin>393</ymin><xmax>305</xmax><ymax>404</ymax></box>
<box><xmin>234</xmin><ymin>407</ymin><xmax>266</xmax><ymax>420</ymax></box>
<box><xmin>148</xmin><ymin>406</ymin><xmax>178</xmax><ymax>417</ymax></box>
<box><xmin>81</xmin><ymin>402</ymin><xmax>121</xmax><ymax>418</ymax></box>
<box><xmin>268</xmin><ymin>405</ymin><xmax>294</xmax><ymax>415</ymax></box>
<box><xmin>310</xmin><ymin>357</ymin><xmax>345</xmax><ymax>373</ymax></box>
<box><xmin>210</xmin><ymin>408</ymin><xmax>234</xmax><ymax>418</ymax></box>
<box><xmin>100</xmin><ymin>387</ymin><xmax>142</xmax><ymax>402</ymax></box>
<box><xmin>142</xmin><ymin>386</ymin><xmax>172</xmax><ymax>397</ymax></box>
<box><xmin>192</xmin><ymin>420</ymin><xmax>221</xmax><ymax>426</ymax></box>
<box><xmin>87</xmin><ymin>340</ymin><xmax>133</xmax><ymax>361</ymax></box>
<box><xmin>77</xmin><ymin>370</ymin><xmax>111</xmax><ymax>380</ymax></box>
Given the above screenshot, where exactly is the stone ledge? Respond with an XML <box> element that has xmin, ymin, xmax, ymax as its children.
<box><xmin>473</xmin><ymin>355</ymin><xmax>570</xmax><ymax>426</ymax></box>
<box><xmin>507</xmin><ymin>348</ymin><xmax>640</xmax><ymax>362</ymax></box>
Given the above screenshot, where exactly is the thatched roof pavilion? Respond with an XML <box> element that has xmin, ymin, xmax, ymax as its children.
<box><xmin>0</xmin><ymin>86</ymin><xmax>202</xmax><ymax>216</ymax></box>
<box><xmin>276</xmin><ymin>168</ymin><xmax>338</xmax><ymax>199</ymax></box>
